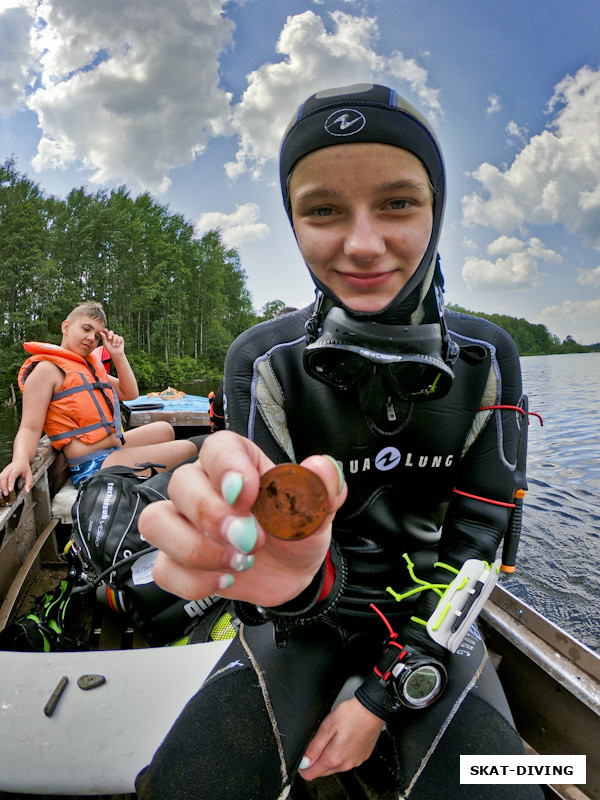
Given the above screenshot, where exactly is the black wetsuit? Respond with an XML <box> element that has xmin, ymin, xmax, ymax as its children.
<box><xmin>136</xmin><ymin>306</ymin><xmax>543</xmax><ymax>800</ymax></box>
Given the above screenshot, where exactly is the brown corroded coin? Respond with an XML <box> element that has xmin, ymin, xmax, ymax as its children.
<box><xmin>252</xmin><ymin>463</ymin><xmax>328</xmax><ymax>540</ymax></box>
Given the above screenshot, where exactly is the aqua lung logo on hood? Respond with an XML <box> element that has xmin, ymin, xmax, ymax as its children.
<box><xmin>324</xmin><ymin>109</ymin><xmax>366</xmax><ymax>137</ymax></box>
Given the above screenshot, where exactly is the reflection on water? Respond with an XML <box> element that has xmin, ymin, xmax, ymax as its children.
<box><xmin>503</xmin><ymin>353</ymin><xmax>600</xmax><ymax>651</ymax></box>
<box><xmin>1</xmin><ymin>357</ymin><xmax>599</xmax><ymax>650</ymax></box>
<box><xmin>0</xmin><ymin>404</ymin><xmax>20</xmax><ymax>469</ymax></box>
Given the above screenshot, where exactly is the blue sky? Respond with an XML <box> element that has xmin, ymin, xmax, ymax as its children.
<box><xmin>1</xmin><ymin>0</ymin><xmax>599</xmax><ymax>343</ymax></box>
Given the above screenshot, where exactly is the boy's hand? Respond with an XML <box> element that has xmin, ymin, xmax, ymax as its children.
<box><xmin>99</xmin><ymin>329</ymin><xmax>125</xmax><ymax>358</ymax></box>
<box><xmin>138</xmin><ymin>431</ymin><xmax>347</xmax><ymax>608</ymax></box>
<box><xmin>0</xmin><ymin>457</ymin><xmax>33</xmax><ymax>496</ymax></box>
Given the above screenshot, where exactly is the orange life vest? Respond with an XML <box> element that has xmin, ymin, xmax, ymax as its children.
<box><xmin>17</xmin><ymin>342</ymin><xmax>123</xmax><ymax>450</ymax></box>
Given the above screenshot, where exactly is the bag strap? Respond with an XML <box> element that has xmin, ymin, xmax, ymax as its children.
<box><xmin>98</xmin><ymin>462</ymin><xmax>167</xmax><ymax>478</ymax></box>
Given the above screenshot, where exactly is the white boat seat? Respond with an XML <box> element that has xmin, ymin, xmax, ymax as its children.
<box><xmin>51</xmin><ymin>480</ymin><xmax>77</xmax><ymax>524</ymax></box>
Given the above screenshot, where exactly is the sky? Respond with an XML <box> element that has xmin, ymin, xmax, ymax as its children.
<box><xmin>1</xmin><ymin>0</ymin><xmax>599</xmax><ymax>344</ymax></box>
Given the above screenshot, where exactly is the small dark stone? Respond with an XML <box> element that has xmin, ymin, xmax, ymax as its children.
<box><xmin>77</xmin><ymin>673</ymin><xmax>106</xmax><ymax>690</ymax></box>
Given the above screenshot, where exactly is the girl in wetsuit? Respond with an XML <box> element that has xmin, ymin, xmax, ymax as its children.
<box><xmin>135</xmin><ymin>84</ymin><xmax>542</xmax><ymax>800</ymax></box>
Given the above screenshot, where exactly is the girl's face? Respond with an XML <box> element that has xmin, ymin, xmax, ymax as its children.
<box><xmin>290</xmin><ymin>143</ymin><xmax>434</xmax><ymax>313</ymax></box>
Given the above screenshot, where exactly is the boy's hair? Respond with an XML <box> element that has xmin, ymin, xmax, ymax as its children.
<box><xmin>67</xmin><ymin>301</ymin><xmax>107</xmax><ymax>327</ymax></box>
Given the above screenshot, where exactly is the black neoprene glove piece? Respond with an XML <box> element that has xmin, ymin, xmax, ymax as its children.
<box><xmin>234</xmin><ymin>542</ymin><xmax>346</xmax><ymax>647</ymax></box>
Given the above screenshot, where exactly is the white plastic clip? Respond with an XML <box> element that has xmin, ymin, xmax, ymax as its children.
<box><xmin>427</xmin><ymin>559</ymin><xmax>500</xmax><ymax>652</ymax></box>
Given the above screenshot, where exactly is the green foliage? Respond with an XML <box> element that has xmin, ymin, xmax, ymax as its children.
<box><xmin>447</xmin><ymin>304</ymin><xmax>593</xmax><ymax>356</ymax></box>
<box><xmin>0</xmin><ymin>160</ymin><xmax>264</xmax><ymax>402</ymax></box>
<box><xmin>125</xmin><ymin>350</ymin><xmax>156</xmax><ymax>389</ymax></box>
<box><xmin>261</xmin><ymin>299</ymin><xmax>286</xmax><ymax>320</ymax></box>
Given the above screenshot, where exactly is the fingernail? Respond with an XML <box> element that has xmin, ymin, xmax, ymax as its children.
<box><xmin>221</xmin><ymin>472</ymin><xmax>243</xmax><ymax>505</ymax></box>
<box><xmin>322</xmin><ymin>455</ymin><xmax>345</xmax><ymax>494</ymax></box>
<box><xmin>217</xmin><ymin>573</ymin><xmax>235</xmax><ymax>590</ymax></box>
<box><xmin>227</xmin><ymin>552</ymin><xmax>255</xmax><ymax>572</ymax></box>
<box><xmin>299</xmin><ymin>756</ymin><xmax>311</xmax><ymax>770</ymax></box>
<box><xmin>222</xmin><ymin>516</ymin><xmax>257</xmax><ymax>554</ymax></box>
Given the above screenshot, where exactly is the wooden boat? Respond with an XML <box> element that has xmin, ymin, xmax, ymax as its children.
<box><xmin>1</xmin><ymin>421</ymin><xmax>599</xmax><ymax>799</ymax></box>
<box><xmin>124</xmin><ymin>391</ymin><xmax>210</xmax><ymax>430</ymax></box>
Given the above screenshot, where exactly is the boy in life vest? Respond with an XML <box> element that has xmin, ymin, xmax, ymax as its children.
<box><xmin>0</xmin><ymin>301</ymin><xmax>198</xmax><ymax>496</ymax></box>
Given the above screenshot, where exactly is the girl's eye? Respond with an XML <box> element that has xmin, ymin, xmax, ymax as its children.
<box><xmin>312</xmin><ymin>207</ymin><xmax>333</xmax><ymax>217</ymax></box>
<box><xmin>389</xmin><ymin>199</ymin><xmax>411</xmax><ymax>210</ymax></box>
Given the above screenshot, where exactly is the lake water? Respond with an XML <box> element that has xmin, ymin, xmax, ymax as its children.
<box><xmin>1</xmin><ymin>356</ymin><xmax>599</xmax><ymax>651</ymax></box>
<box><xmin>503</xmin><ymin>352</ymin><xmax>600</xmax><ymax>652</ymax></box>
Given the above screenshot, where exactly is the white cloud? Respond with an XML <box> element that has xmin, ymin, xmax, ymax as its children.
<box><xmin>487</xmin><ymin>235</ymin><xmax>561</xmax><ymax>262</ymax></box>
<box><xmin>225</xmin><ymin>10</ymin><xmax>441</xmax><ymax>179</ymax></box>
<box><xmin>26</xmin><ymin>0</ymin><xmax>234</xmax><ymax>192</ymax></box>
<box><xmin>486</xmin><ymin>94</ymin><xmax>501</xmax><ymax>115</ymax></box>
<box><xmin>0</xmin><ymin>3</ymin><xmax>37</xmax><ymax>113</ymax></box>
<box><xmin>486</xmin><ymin>235</ymin><xmax>526</xmax><ymax>256</ymax></box>
<box><xmin>463</xmin><ymin>65</ymin><xmax>600</xmax><ymax>250</ymax></box>
<box><xmin>462</xmin><ymin>235</ymin><xmax>561</xmax><ymax>292</ymax></box>
<box><xmin>463</xmin><ymin>252</ymin><xmax>542</xmax><ymax>292</ymax></box>
<box><xmin>538</xmin><ymin>297</ymin><xmax>600</xmax><ymax>345</ymax></box>
<box><xmin>4</xmin><ymin>4</ymin><xmax>441</xmax><ymax>192</ymax></box>
<box><xmin>506</xmin><ymin>120</ymin><xmax>528</xmax><ymax>146</ymax></box>
<box><xmin>577</xmin><ymin>265</ymin><xmax>600</xmax><ymax>288</ymax></box>
<box><xmin>196</xmin><ymin>202</ymin><xmax>269</xmax><ymax>249</ymax></box>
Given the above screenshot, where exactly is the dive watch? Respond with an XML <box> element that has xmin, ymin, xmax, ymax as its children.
<box><xmin>391</xmin><ymin>653</ymin><xmax>447</xmax><ymax>709</ymax></box>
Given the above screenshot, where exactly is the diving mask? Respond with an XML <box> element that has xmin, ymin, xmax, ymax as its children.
<box><xmin>304</xmin><ymin>301</ymin><xmax>457</xmax><ymax>403</ymax></box>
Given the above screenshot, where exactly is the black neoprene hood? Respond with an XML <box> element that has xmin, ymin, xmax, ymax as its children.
<box><xmin>279</xmin><ymin>83</ymin><xmax>447</xmax><ymax>322</ymax></box>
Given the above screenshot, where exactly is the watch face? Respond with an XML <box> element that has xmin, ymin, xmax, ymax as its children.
<box><xmin>402</xmin><ymin>665</ymin><xmax>444</xmax><ymax>708</ymax></box>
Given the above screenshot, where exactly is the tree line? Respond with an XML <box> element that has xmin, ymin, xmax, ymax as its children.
<box><xmin>0</xmin><ymin>158</ymin><xmax>277</xmax><ymax>404</ymax></box>
<box><xmin>447</xmin><ymin>305</ymin><xmax>599</xmax><ymax>357</ymax></box>
<box><xmin>1</xmin><ymin>157</ymin><xmax>597</xmax><ymax>405</ymax></box>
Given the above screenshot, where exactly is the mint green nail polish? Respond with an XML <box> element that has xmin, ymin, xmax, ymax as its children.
<box><xmin>218</xmin><ymin>573</ymin><xmax>235</xmax><ymax>590</ymax></box>
<box><xmin>222</xmin><ymin>471</ymin><xmax>243</xmax><ymax>505</ymax></box>
<box><xmin>224</xmin><ymin>516</ymin><xmax>257</xmax><ymax>554</ymax></box>
<box><xmin>323</xmin><ymin>455</ymin><xmax>345</xmax><ymax>494</ymax></box>
<box><xmin>229</xmin><ymin>552</ymin><xmax>254</xmax><ymax>572</ymax></box>
<box><xmin>299</xmin><ymin>756</ymin><xmax>311</xmax><ymax>770</ymax></box>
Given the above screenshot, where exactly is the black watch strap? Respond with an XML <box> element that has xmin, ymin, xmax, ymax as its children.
<box><xmin>356</xmin><ymin>641</ymin><xmax>447</xmax><ymax>720</ymax></box>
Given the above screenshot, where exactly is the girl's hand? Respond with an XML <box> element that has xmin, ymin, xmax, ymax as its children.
<box><xmin>138</xmin><ymin>431</ymin><xmax>347</xmax><ymax>607</ymax></box>
<box><xmin>298</xmin><ymin>697</ymin><xmax>385</xmax><ymax>780</ymax></box>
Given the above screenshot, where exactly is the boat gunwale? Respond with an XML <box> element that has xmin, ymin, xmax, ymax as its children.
<box><xmin>484</xmin><ymin>584</ymin><xmax>600</xmax><ymax>688</ymax></box>
<box><xmin>482</xmin><ymin>586</ymin><xmax>600</xmax><ymax>758</ymax></box>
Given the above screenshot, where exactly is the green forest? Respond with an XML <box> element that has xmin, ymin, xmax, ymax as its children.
<box><xmin>1</xmin><ymin>158</ymin><xmax>597</xmax><ymax>405</ymax></box>
<box><xmin>0</xmin><ymin>158</ymin><xmax>275</xmax><ymax>404</ymax></box>
<box><xmin>447</xmin><ymin>305</ymin><xmax>599</xmax><ymax>357</ymax></box>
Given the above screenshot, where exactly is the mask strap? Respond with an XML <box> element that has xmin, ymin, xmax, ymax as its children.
<box><xmin>305</xmin><ymin>291</ymin><xmax>334</xmax><ymax>344</ymax></box>
<box><xmin>433</xmin><ymin>284</ymin><xmax>459</xmax><ymax>367</ymax></box>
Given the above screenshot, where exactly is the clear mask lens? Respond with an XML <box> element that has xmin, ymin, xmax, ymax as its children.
<box><xmin>306</xmin><ymin>348</ymin><xmax>370</xmax><ymax>388</ymax></box>
<box><xmin>387</xmin><ymin>360</ymin><xmax>453</xmax><ymax>401</ymax></box>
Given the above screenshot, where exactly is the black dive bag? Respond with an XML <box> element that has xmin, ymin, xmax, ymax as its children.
<box><xmin>70</xmin><ymin>464</ymin><xmax>199</xmax><ymax>645</ymax></box>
